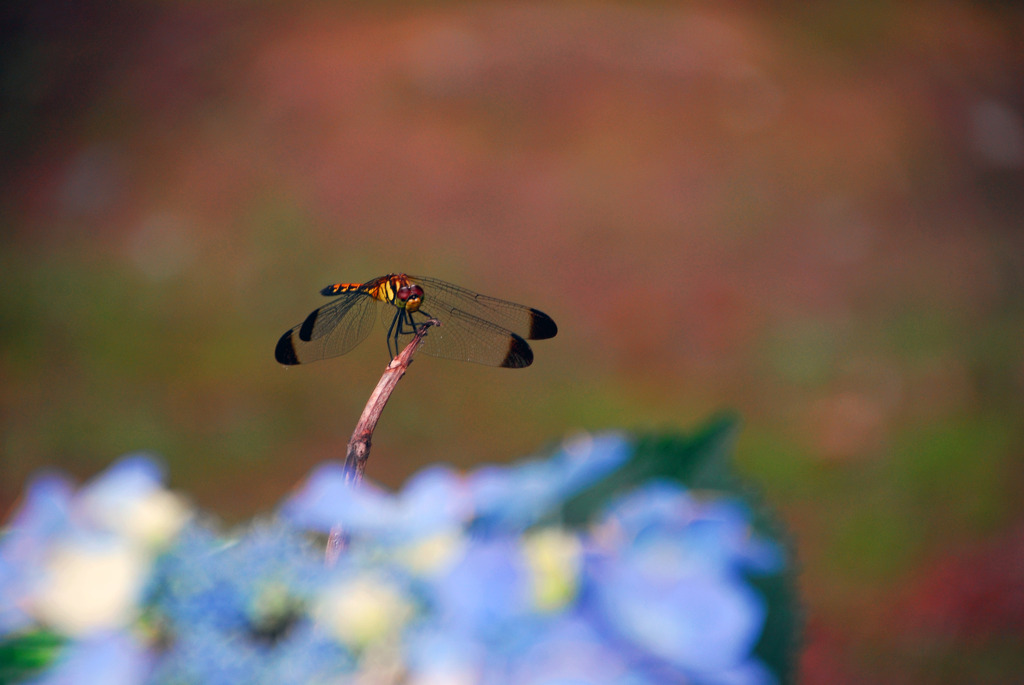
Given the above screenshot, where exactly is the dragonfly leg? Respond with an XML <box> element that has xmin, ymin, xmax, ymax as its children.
<box><xmin>393</xmin><ymin>309</ymin><xmax>416</xmax><ymax>358</ymax></box>
<box><xmin>391</xmin><ymin>310</ymin><xmax>438</xmax><ymax>359</ymax></box>
<box><xmin>397</xmin><ymin>310</ymin><xmax>419</xmax><ymax>334</ymax></box>
<box><xmin>386</xmin><ymin>310</ymin><xmax>401</xmax><ymax>358</ymax></box>
<box><xmin>410</xmin><ymin>309</ymin><xmax>435</xmax><ymax>332</ymax></box>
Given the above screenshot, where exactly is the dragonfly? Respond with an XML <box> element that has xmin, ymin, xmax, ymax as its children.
<box><xmin>275</xmin><ymin>274</ymin><xmax>557</xmax><ymax>368</ymax></box>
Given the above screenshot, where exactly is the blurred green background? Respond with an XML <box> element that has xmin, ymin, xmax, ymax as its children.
<box><xmin>1</xmin><ymin>1</ymin><xmax>1022</xmax><ymax>681</ymax></box>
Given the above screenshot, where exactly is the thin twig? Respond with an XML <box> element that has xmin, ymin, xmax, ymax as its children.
<box><xmin>326</xmin><ymin>318</ymin><xmax>438</xmax><ymax>565</ymax></box>
<box><xmin>343</xmin><ymin>318</ymin><xmax>438</xmax><ymax>484</ymax></box>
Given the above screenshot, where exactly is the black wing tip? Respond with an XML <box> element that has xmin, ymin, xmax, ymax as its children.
<box><xmin>275</xmin><ymin>330</ymin><xmax>301</xmax><ymax>365</ymax></box>
<box><xmin>501</xmin><ymin>333</ymin><xmax>534</xmax><ymax>368</ymax></box>
<box><xmin>298</xmin><ymin>309</ymin><xmax>320</xmax><ymax>342</ymax></box>
<box><xmin>529</xmin><ymin>309</ymin><xmax>557</xmax><ymax>340</ymax></box>
<box><xmin>319</xmin><ymin>284</ymin><xmax>339</xmax><ymax>296</ymax></box>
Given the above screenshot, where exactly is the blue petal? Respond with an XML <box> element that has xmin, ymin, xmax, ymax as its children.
<box><xmin>28</xmin><ymin>631</ymin><xmax>151</xmax><ymax>685</ymax></box>
<box><xmin>2</xmin><ymin>472</ymin><xmax>74</xmax><ymax>540</ymax></box>
<box><xmin>0</xmin><ymin>473</ymin><xmax>75</xmax><ymax>637</ymax></box>
<box><xmin>75</xmin><ymin>455</ymin><xmax>167</xmax><ymax>529</ymax></box>
<box><xmin>433</xmin><ymin>537</ymin><xmax>530</xmax><ymax>635</ymax></box>
<box><xmin>593</xmin><ymin>552</ymin><xmax>767</xmax><ymax>673</ymax></box>
<box><xmin>602</xmin><ymin>480</ymin><xmax>696</xmax><ymax>535</ymax></box>
<box><xmin>602</xmin><ymin>485</ymin><xmax>782</xmax><ymax>576</ymax></box>
<box><xmin>469</xmin><ymin>433</ymin><xmax>631</xmax><ymax>530</ymax></box>
<box><xmin>278</xmin><ymin>462</ymin><xmax>359</xmax><ymax>532</ymax></box>
<box><xmin>280</xmin><ymin>463</ymin><xmax>469</xmax><ymax>541</ymax></box>
<box><xmin>82</xmin><ymin>455</ymin><xmax>165</xmax><ymax>496</ymax></box>
<box><xmin>506</xmin><ymin>617</ymin><xmax>658</xmax><ymax>685</ymax></box>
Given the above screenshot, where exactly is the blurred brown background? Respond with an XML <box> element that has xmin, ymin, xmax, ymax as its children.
<box><xmin>2</xmin><ymin>1</ymin><xmax>1023</xmax><ymax>682</ymax></box>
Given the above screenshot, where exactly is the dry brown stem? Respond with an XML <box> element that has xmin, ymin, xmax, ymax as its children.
<box><xmin>325</xmin><ymin>318</ymin><xmax>438</xmax><ymax>564</ymax></box>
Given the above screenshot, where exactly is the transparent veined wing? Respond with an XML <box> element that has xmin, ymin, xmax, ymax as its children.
<box><xmin>397</xmin><ymin>306</ymin><xmax>535</xmax><ymax>368</ymax></box>
<box><xmin>275</xmin><ymin>290</ymin><xmax>380</xmax><ymax>365</ymax></box>
<box><xmin>408</xmin><ymin>276</ymin><xmax>557</xmax><ymax>341</ymax></box>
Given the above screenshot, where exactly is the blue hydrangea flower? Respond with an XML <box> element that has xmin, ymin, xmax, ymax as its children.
<box><xmin>3</xmin><ymin>431</ymin><xmax>788</xmax><ymax>685</ymax></box>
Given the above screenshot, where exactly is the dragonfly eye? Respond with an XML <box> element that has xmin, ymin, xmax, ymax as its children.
<box><xmin>397</xmin><ymin>285</ymin><xmax>424</xmax><ymax>302</ymax></box>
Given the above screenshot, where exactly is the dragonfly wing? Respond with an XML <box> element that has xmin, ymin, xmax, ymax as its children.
<box><xmin>409</xmin><ymin>276</ymin><xmax>557</xmax><ymax>340</ymax></box>
<box><xmin>403</xmin><ymin>309</ymin><xmax>534</xmax><ymax>368</ymax></box>
<box><xmin>275</xmin><ymin>292</ymin><xmax>379</xmax><ymax>365</ymax></box>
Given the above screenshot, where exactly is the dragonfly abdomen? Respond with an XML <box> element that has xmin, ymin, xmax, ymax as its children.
<box><xmin>320</xmin><ymin>282</ymin><xmax>366</xmax><ymax>297</ymax></box>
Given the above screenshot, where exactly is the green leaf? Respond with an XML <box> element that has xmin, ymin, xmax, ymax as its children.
<box><xmin>0</xmin><ymin>630</ymin><xmax>65</xmax><ymax>684</ymax></box>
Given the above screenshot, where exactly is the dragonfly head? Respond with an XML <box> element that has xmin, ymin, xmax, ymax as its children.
<box><xmin>396</xmin><ymin>284</ymin><xmax>424</xmax><ymax>312</ymax></box>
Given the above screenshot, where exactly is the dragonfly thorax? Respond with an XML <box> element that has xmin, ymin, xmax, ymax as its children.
<box><xmin>396</xmin><ymin>283</ymin><xmax>424</xmax><ymax>312</ymax></box>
